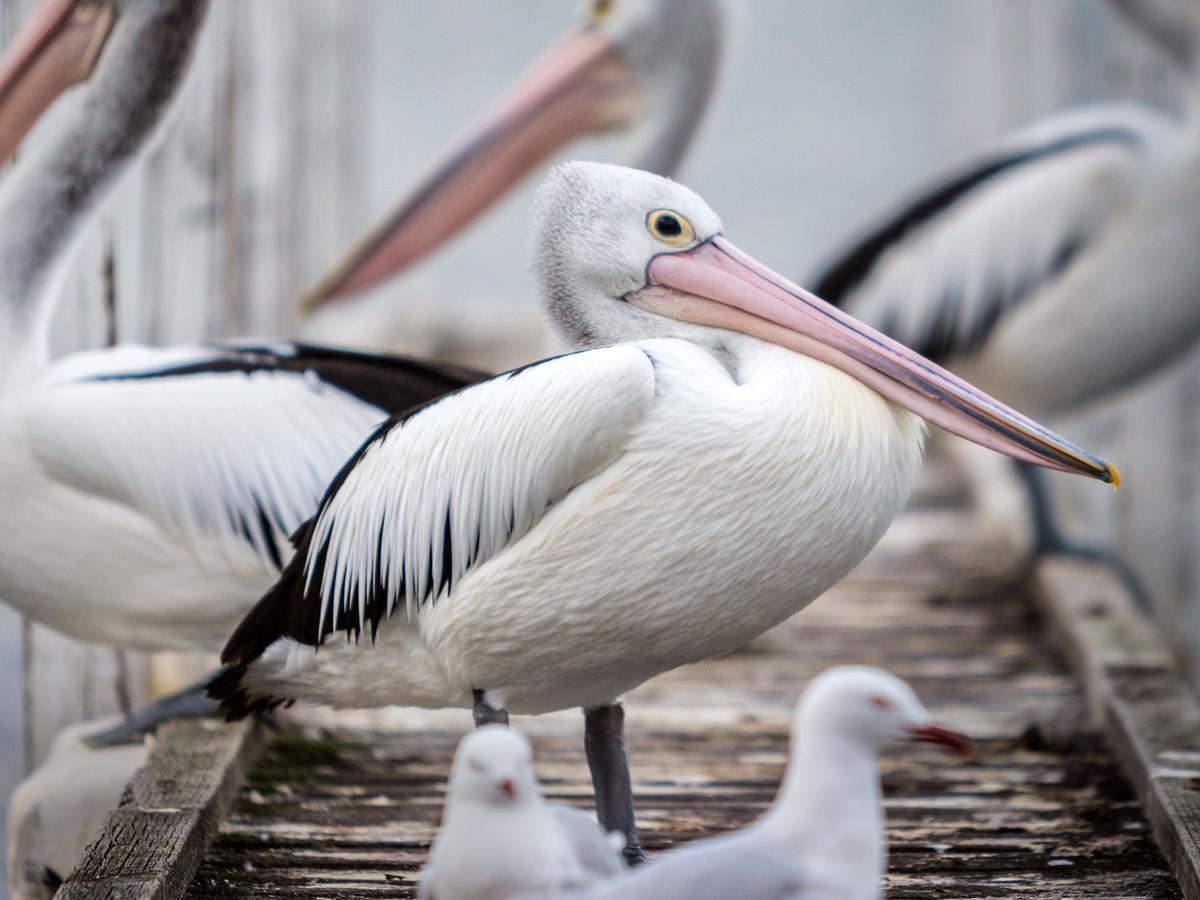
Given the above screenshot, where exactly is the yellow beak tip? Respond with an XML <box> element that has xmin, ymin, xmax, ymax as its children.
<box><xmin>296</xmin><ymin>289</ymin><xmax>322</xmax><ymax>318</ymax></box>
<box><xmin>1105</xmin><ymin>462</ymin><xmax>1122</xmax><ymax>490</ymax></box>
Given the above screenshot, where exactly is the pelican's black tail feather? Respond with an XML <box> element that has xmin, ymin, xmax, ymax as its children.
<box><xmin>205</xmin><ymin>663</ymin><xmax>293</xmax><ymax>722</ymax></box>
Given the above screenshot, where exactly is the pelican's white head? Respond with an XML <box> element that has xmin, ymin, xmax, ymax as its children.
<box><xmin>446</xmin><ymin>726</ymin><xmax>543</xmax><ymax>813</ymax></box>
<box><xmin>531</xmin><ymin>161</ymin><xmax>722</xmax><ymax>347</ymax></box>
<box><xmin>586</xmin><ymin>0</ymin><xmax>727</xmax><ymax>174</ymax></box>
<box><xmin>528</xmin><ymin>161</ymin><xmax>1120</xmax><ymax>484</ymax></box>
<box><xmin>300</xmin><ymin>0</ymin><xmax>728</xmax><ymax>309</ymax></box>
<box><xmin>792</xmin><ymin>666</ymin><xmax>970</xmax><ymax>756</ymax></box>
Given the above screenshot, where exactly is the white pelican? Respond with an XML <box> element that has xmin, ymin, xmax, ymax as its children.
<box><xmin>420</xmin><ymin>726</ymin><xmax>625</xmax><ymax>900</ymax></box>
<box><xmin>211</xmin><ymin>162</ymin><xmax>1116</xmax><ymax>861</ymax></box>
<box><xmin>0</xmin><ymin>0</ymin><xmax>485</xmax><ymax>653</ymax></box>
<box><xmin>566</xmin><ymin>667</ymin><xmax>970</xmax><ymax>900</ymax></box>
<box><xmin>809</xmin><ymin>0</ymin><xmax>1200</xmax><ymax>576</ymax></box>
<box><xmin>300</xmin><ymin>0</ymin><xmax>727</xmax><ymax>311</ymax></box>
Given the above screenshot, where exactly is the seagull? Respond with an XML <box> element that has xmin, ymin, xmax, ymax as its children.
<box><xmin>558</xmin><ymin>667</ymin><xmax>972</xmax><ymax>900</ymax></box>
<box><xmin>300</xmin><ymin>0</ymin><xmax>728</xmax><ymax>311</ymax></box>
<box><xmin>419</xmin><ymin>725</ymin><xmax>625</xmax><ymax>900</ymax></box>
<box><xmin>7</xmin><ymin>718</ymin><xmax>148</xmax><ymax>900</ymax></box>
<box><xmin>808</xmin><ymin>0</ymin><xmax>1200</xmax><ymax>580</ymax></box>
<box><xmin>0</xmin><ymin>0</ymin><xmax>485</xmax><ymax>654</ymax></box>
<box><xmin>210</xmin><ymin>162</ymin><xmax>1115</xmax><ymax>861</ymax></box>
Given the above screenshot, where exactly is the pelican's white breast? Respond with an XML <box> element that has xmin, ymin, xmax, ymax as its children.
<box><xmin>430</xmin><ymin>339</ymin><xmax>925</xmax><ymax>712</ymax></box>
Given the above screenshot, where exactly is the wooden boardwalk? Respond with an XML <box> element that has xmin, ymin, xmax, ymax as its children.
<box><xmin>58</xmin><ymin>454</ymin><xmax>1200</xmax><ymax>898</ymax></box>
<box><xmin>139</xmin><ymin>459</ymin><xmax>1177</xmax><ymax>899</ymax></box>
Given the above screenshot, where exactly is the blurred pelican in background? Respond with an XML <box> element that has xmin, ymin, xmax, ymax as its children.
<box><xmin>7</xmin><ymin>718</ymin><xmax>147</xmax><ymax>899</ymax></box>
<box><xmin>807</xmin><ymin>0</ymin><xmax>1200</xmax><ymax>589</ymax></box>
<box><xmin>301</xmin><ymin>0</ymin><xmax>728</xmax><ymax>362</ymax></box>
<box><xmin>0</xmin><ymin>0</ymin><xmax>488</xmax><ymax>657</ymax></box>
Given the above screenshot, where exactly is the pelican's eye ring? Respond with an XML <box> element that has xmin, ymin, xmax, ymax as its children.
<box><xmin>646</xmin><ymin>209</ymin><xmax>695</xmax><ymax>246</ymax></box>
<box><xmin>590</xmin><ymin>0</ymin><xmax>615</xmax><ymax>24</ymax></box>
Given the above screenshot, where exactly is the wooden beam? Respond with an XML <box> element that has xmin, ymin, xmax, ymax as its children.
<box><xmin>1034</xmin><ymin>557</ymin><xmax>1200</xmax><ymax>900</ymax></box>
<box><xmin>57</xmin><ymin>718</ymin><xmax>264</xmax><ymax>900</ymax></box>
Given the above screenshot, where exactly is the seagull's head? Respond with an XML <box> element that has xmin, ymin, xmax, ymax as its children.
<box><xmin>796</xmin><ymin>666</ymin><xmax>973</xmax><ymax>758</ymax></box>
<box><xmin>448</xmin><ymin>725</ymin><xmax>542</xmax><ymax>809</ymax></box>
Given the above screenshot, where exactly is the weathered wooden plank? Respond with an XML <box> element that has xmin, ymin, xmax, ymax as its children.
<box><xmin>1034</xmin><ymin>557</ymin><xmax>1200</xmax><ymax>900</ymax></box>
<box><xmin>173</xmin><ymin>497</ymin><xmax>1179</xmax><ymax>899</ymax></box>
<box><xmin>58</xmin><ymin>719</ymin><xmax>265</xmax><ymax>900</ymax></box>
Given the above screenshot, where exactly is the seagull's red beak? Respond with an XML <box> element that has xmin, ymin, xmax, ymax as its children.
<box><xmin>299</xmin><ymin>26</ymin><xmax>636</xmax><ymax>312</ymax></box>
<box><xmin>497</xmin><ymin>778</ymin><xmax>517</xmax><ymax>801</ymax></box>
<box><xmin>0</xmin><ymin>0</ymin><xmax>116</xmax><ymax>166</ymax></box>
<box><xmin>630</xmin><ymin>236</ymin><xmax>1120</xmax><ymax>483</ymax></box>
<box><xmin>906</xmin><ymin>724</ymin><xmax>974</xmax><ymax>758</ymax></box>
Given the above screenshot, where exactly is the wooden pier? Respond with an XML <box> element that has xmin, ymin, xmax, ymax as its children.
<box><xmin>59</xmin><ymin>454</ymin><xmax>1200</xmax><ymax>898</ymax></box>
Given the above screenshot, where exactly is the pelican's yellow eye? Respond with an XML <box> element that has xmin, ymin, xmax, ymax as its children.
<box><xmin>646</xmin><ymin>209</ymin><xmax>695</xmax><ymax>246</ymax></box>
<box><xmin>590</xmin><ymin>0</ymin><xmax>615</xmax><ymax>24</ymax></box>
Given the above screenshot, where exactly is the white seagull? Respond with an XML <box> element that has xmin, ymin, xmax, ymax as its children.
<box><xmin>211</xmin><ymin>162</ymin><xmax>1115</xmax><ymax>860</ymax></box>
<box><xmin>300</xmin><ymin>0</ymin><xmax>728</xmax><ymax>311</ymax></box>
<box><xmin>0</xmin><ymin>0</ymin><xmax>488</xmax><ymax>654</ymax></box>
<box><xmin>809</xmin><ymin>0</ymin><xmax>1200</xmax><ymax>572</ymax></box>
<box><xmin>559</xmin><ymin>667</ymin><xmax>971</xmax><ymax>900</ymax></box>
<box><xmin>419</xmin><ymin>725</ymin><xmax>625</xmax><ymax>900</ymax></box>
<box><xmin>7</xmin><ymin>718</ymin><xmax>148</xmax><ymax>900</ymax></box>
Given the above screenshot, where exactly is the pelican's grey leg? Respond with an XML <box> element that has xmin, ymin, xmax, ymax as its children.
<box><xmin>473</xmin><ymin>689</ymin><xmax>509</xmax><ymax>727</ymax></box>
<box><xmin>584</xmin><ymin>702</ymin><xmax>644</xmax><ymax>865</ymax></box>
<box><xmin>1017</xmin><ymin>461</ymin><xmax>1151</xmax><ymax>610</ymax></box>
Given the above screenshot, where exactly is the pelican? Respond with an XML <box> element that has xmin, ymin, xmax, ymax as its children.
<box><xmin>0</xmin><ymin>0</ymin><xmax>484</xmax><ymax>653</ymax></box>
<box><xmin>809</xmin><ymin>0</ymin><xmax>1200</xmax><ymax>574</ymax></box>
<box><xmin>300</xmin><ymin>0</ymin><xmax>727</xmax><ymax>311</ymax></box>
<box><xmin>211</xmin><ymin>162</ymin><xmax>1116</xmax><ymax>862</ymax></box>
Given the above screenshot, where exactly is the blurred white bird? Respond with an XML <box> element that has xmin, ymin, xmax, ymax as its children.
<box><xmin>0</xmin><ymin>0</ymin><xmax>494</xmax><ymax>657</ymax></box>
<box><xmin>809</xmin><ymin>0</ymin><xmax>1200</xmax><ymax>585</ymax></box>
<box><xmin>7</xmin><ymin>718</ymin><xmax>148</xmax><ymax>900</ymax></box>
<box><xmin>561</xmin><ymin>667</ymin><xmax>972</xmax><ymax>900</ymax></box>
<box><xmin>419</xmin><ymin>725</ymin><xmax>625</xmax><ymax>900</ymax></box>
<box><xmin>212</xmin><ymin>162</ymin><xmax>1111</xmax><ymax>861</ymax></box>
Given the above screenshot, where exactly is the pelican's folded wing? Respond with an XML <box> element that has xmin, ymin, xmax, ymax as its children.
<box><xmin>222</xmin><ymin>345</ymin><xmax>657</xmax><ymax>664</ymax></box>
<box><xmin>26</xmin><ymin>342</ymin><xmax>483</xmax><ymax>572</ymax></box>
<box><xmin>811</xmin><ymin>105</ymin><xmax>1176</xmax><ymax>362</ymax></box>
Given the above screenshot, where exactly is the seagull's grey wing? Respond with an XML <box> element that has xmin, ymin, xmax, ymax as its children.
<box><xmin>574</xmin><ymin>835</ymin><xmax>824</xmax><ymax>900</ymax></box>
<box><xmin>549</xmin><ymin>804</ymin><xmax>626</xmax><ymax>881</ymax></box>
<box><xmin>811</xmin><ymin>104</ymin><xmax>1176</xmax><ymax>363</ymax></box>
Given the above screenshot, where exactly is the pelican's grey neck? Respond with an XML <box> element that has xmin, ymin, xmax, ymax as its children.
<box><xmin>0</xmin><ymin>0</ymin><xmax>209</xmax><ymax>388</ymax></box>
<box><xmin>1108</xmin><ymin>0</ymin><xmax>1199</xmax><ymax>81</ymax></box>
<box><xmin>616</xmin><ymin>0</ymin><xmax>726</xmax><ymax>175</ymax></box>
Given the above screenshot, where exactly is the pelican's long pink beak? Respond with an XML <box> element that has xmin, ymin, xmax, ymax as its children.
<box><xmin>300</xmin><ymin>27</ymin><xmax>637</xmax><ymax>312</ymax></box>
<box><xmin>631</xmin><ymin>237</ymin><xmax>1119</xmax><ymax>483</ymax></box>
<box><xmin>0</xmin><ymin>0</ymin><xmax>116</xmax><ymax>166</ymax></box>
<box><xmin>907</xmin><ymin>723</ymin><xmax>974</xmax><ymax>758</ymax></box>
